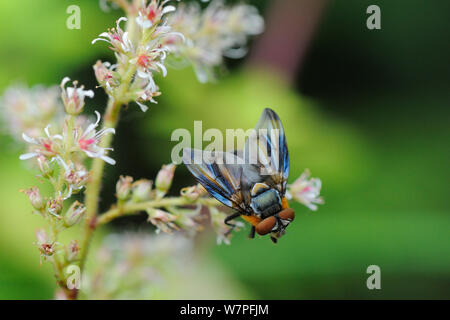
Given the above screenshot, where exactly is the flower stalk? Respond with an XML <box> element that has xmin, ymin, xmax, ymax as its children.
<box><xmin>96</xmin><ymin>197</ymin><xmax>220</xmax><ymax>226</ymax></box>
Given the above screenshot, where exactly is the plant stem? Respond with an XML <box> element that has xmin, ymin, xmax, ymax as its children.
<box><xmin>78</xmin><ymin>100</ymin><xmax>115</xmax><ymax>272</ymax></box>
<box><xmin>48</xmin><ymin>115</ymin><xmax>77</xmax><ymax>298</ymax></box>
<box><xmin>48</xmin><ymin>219</ymin><xmax>75</xmax><ymax>298</ymax></box>
<box><xmin>96</xmin><ymin>197</ymin><xmax>220</xmax><ymax>226</ymax></box>
<box><xmin>78</xmin><ymin>63</ymin><xmax>137</xmax><ymax>275</ymax></box>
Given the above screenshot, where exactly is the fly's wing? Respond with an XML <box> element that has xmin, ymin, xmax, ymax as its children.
<box><xmin>244</xmin><ymin>108</ymin><xmax>289</xmax><ymax>194</ymax></box>
<box><xmin>183</xmin><ymin>148</ymin><xmax>256</xmax><ymax>213</ymax></box>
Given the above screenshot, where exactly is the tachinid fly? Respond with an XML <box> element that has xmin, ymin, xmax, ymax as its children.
<box><xmin>183</xmin><ymin>108</ymin><xmax>293</xmax><ymax>243</ymax></box>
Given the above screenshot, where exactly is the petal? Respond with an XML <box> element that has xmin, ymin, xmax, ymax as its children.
<box><xmin>101</xmin><ymin>155</ymin><xmax>116</xmax><ymax>165</ymax></box>
<box><xmin>61</xmin><ymin>77</ymin><xmax>71</xmax><ymax>88</ymax></box>
<box><xmin>19</xmin><ymin>152</ymin><xmax>38</xmax><ymax>160</ymax></box>
<box><xmin>136</xmin><ymin>101</ymin><xmax>149</xmax><ymax>112</ymax></box>
<box><xmin>22</xmin><ymin>133</ymin><xmax>37</xmax><ymax>144</ymax></box>
<box><xmin>156</xmin><ymin>62</ymin><xmax>167</xmax><ymax>77</ymax></box>
<box><xmin>117</xmin><ymin>17</ymin><xmax>128</xmax><ymax>27</ymax></box>
<box><xmin>44</xmin><ymin>125</ymin><xmax>52</xmax><ymax>138</ymax></box>
<box><xmin>162</xmin><ymin>5</ymin><xmax>176</xmax><ymax>15</ymax></box>
<box><xmin>83</xmin><ymin>89</ymin><xmax>95</xmax><ymax>98</ymax></box>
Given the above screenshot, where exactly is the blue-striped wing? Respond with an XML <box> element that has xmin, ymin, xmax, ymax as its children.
<box><xmin>244</xmin><ymin>108</ymin><xmax>289</xmax><ymax>193</ymax></box>
<box><xmin>182</xmin><ymin>148</ymin><xmax>253</xmax><ymax>213</ymax></box>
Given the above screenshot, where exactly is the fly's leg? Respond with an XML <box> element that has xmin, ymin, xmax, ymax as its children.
<box><xmin>224</xmin><ymin>212</ymin><xmax>241</xmax><ymax>236</ymax></box>
<box><xmin>270</xmin><ymin>217</ymin><xmax>284</xmax><ymax>244</ymax></box>
<box><xmin>248</xmin><ymin>226</ymin><xmax>256</xmax><ymax>239</ymax></box>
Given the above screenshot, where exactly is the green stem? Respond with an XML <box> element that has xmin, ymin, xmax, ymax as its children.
<box><xmin>78</xmin><ymin>63</ymin><xmax>137</xmax><ymax>274</ymax></box>
<box><xmin>96</xmin><ymin>197</ymin><xmax>220</xmax><ymax>226</ymax></box>
<box><xmin>49</xmin><ymin>115</ymin><xmax>76</xmax><ymax>297</ymax></box>
<box><xmin>78</xmin><ymin>100</ymin><xmax>117</xmax><ymax>273</ymax></box>
<box><xmin>48</xmin><ymin>220</ymin><xmax>74</xmax><ymax>298</ymax></box>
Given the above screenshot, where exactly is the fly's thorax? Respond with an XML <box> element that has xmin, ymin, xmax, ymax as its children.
<box><xmin>249</xmin><ymin>182</ymin><xmax>282</xmax><ymax>218</ymax></box>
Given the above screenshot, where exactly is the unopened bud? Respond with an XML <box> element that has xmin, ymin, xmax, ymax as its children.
<box><xmin>21</xmin><ymin>187</ymin><xmax>44</xmax><ymax>210</ymax></box>
<box><xmin>132</xmin><ymin>179</ymin><xmax>153</xmax><ymax>202</ymax></box>
<box><xmin>180</xmin><ymin>184</ymin><xmax>207</xmax><ymax>201</ymax></box>
<box><xmin>93</xmin><ymin>60</ymin><xmax>114</xmax><ymax>89</ymax></box>
<box><xmin>155</xmin><ymin>164</ymin><xmax>176</xmax><ymax>197</ymax></box>
<box><xmin>116</xmin><ymin>175</ymin><xmax>133</xmax><ymax>200</ymax></box>
<box><xmin>63</xmin><ymin>201</ymin><xmax>86</xmax><ymax>227</ymax></box>
<box><xmin>37</xmin><ymin>155</ymin><xmax>54</xmax><ymax>177</ymax></box>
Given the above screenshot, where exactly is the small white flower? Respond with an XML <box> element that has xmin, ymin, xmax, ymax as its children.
<box><xmin>288</xmin><ymin>169</ymin><xmax>324</xmax><ymax>211</ymax></box>
<box><xmin>21</xmin><ymin>186</ymin><xmax>44</xmax><ymax>210</ymax></box>
<box><xmin>136</xmin><ymin>0</ymin><xmax>177</xmax><ymax>30</ymax></box>
<box><xmin>19</xmin><ymin>125</ymin><xmax>63</xmax><ymax>161</ymax></box>
<box><xmin>73</xmin><ymin>111</ymin><xmax>116</xmax><ymax>165</ymax></box>
<box><xmin>131</xmin><ymin>75</ymin><xmax>162</xmax><ymax>111</ymax></box>
<box><xmin>60</xmin><ymin>77</ymin><xmax>94</xmax><ymax>115</ymax></box>
<box><xmin>92</xmin><ymin>17</ymin><xmax>134</xmax><ymax>54</ymax></box>
<box><xmin>93</xmin><ymin>60</ymin><xmax>118</xmax><ymax>95</ymax></box>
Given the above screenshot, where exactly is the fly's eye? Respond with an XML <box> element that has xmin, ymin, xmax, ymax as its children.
<box><xmin>255</xmin><ymin>216</ymin><xmax>277</xmax><ymax>235</ymax></box>
<box><xmin>279</xmin><ymin>208</ymin><xmax>295</xmax><ymax>221</ymax></box>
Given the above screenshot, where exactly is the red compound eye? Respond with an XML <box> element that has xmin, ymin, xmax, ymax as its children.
<box><xmin>279</xmin><ymin>208</ymin><xmax>295</xmax><ymax>221</ymax></box>
<box><xmin>255</xmin><ymin>216</ymin><xmax>277</xmax><ymax>235</ymax></box>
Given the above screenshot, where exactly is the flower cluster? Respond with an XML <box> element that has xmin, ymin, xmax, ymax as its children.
<box><xmin>20</xmin><ymin>78</ymin><xmax>115</xmax><ymax>167</ymax></box>
<box><xmin>92</xmin><ymin>0</ymin><xmax>263</xmax><ymax>111</ymax></box>
<box><xmin>0</xmin><ymin>84</ymin><xmax>64</xmax><ymax>141</ymax></box>
<box><xmin>166</xmin><ymin>0</ymin><xmax>264</xmax><ymax>82</ymax></box>
<box><xmin>15</xmin><ymin>77</ymin><xmax>116</xmax><ymax>290</ymax></box>
<box><xmin>92</xmin><ymin>2</ymin><xmax>183</xmax><ymax>111</ymax></box>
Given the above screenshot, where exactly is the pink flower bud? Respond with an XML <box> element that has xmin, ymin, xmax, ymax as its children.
<box><xmin>180</xmin><ymin>184</ymin><xmax>207</xmax><ymax>201</ymax></box>
<box><xmin>63</xmin><ymin>201</ymin><xmax>86</xmax><ymax>227</ymax></box>
<box><xmin>155</xmin><ymin>164</ymin><xmax>176</xmax><ymax>197</ymax></box>
<box><xmin>132</xmin><ymin>179</ymin><xmax>153</xmax><ymax>202</ymax></box>
<box><xmin>116</xmin><ymin>175</ymin><xmax>133</xmax><ymax>200</ymax></box>
<box><xmin>36</xmin><ymin>155</ymin><xmax>54</xmax><ymax>177</ymax></box>
<box><xmin>21</xmin><ymin>187</ymin><xmax>44</xmax><ymax>210</ymax></box>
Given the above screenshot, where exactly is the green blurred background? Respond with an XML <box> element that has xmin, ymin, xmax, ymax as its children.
<box><xmin>0</xmin><ymin>0</ymin><xmax>449</xmax><ymax>299</ymax></box>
